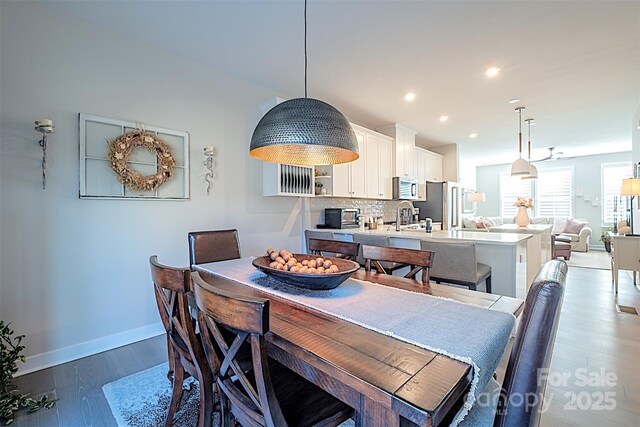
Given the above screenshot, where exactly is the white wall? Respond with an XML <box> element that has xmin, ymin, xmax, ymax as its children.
<box><xmin>0</xmin><ymin>2</ymin><xmax>305</xmax><ymax>374</ymax></box>
<box><xmin>430</xmin><ymin>144</ymin><xmax>459</xmax><ymax>182</ymax></box>
<box><xmin>475</xmin><ymin>152</ymin><xmax>632</xmax><ymax>248</ymax></box>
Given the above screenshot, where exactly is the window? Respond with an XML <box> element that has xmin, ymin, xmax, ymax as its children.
<box><xmin>500</xmin><ymin>172</ymin><xmax>533</xmax><ymax>217</ymax></box>
<box><xmin>536</xmin><ymin>168</ymin><xmax>573</xmax><ymax>218</ymax></box>
<box><xmin>601</xmin><ymin>162</ymin><xmax>632</xmax><ymax>225</ymax></box>
<box><xmin>500</xmin><ymin>167</ymin><xmax>573</xmax><ymax>218</ymax></box>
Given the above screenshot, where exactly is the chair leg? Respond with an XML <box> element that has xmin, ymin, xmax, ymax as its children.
<box><xmin>485</xmin><ymin>275</ymin><xmax>492</xmax><ymax>294</ymax></box>
<box><xmin>197</xmin><ymin>370</ymin><xmax>214</xmax><ymax>427</ymax></box>
<box><xmin>165</xmin><ymin>357</ymin><xmax>185</xmax><ymax>427</ymax></box>
<box><xmin>166</xmin><ymin>336</ymin><xmax>174</xmax><ymax>380</ymax></box>
<box><xmin>220</xmin><ymin>393</ymin><xmax>234</xmax><ymax>427</ymax></box>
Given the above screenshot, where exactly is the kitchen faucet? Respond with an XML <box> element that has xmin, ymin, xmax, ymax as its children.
<box><xmin>395</xmin><ymin>200</ymin><xmax>415</xmax><ymax>231</ymax></box>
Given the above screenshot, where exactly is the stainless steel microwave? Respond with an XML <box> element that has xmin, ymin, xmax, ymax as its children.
<box><xmin>392</xmin><ymin>177</ymin><xmax>419</xmax><ymax>200</ymax></box>
<box><xmin>324</xmin><ymin>208</ymin><xmax>360</xmax><ymax>229</ymax></box>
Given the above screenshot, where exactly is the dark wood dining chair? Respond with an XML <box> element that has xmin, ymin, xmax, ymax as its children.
<box><xmin>191</xmin><ymin>271</ymin><xmax>353</xmax><ymax>427</ymax></box>
<box><xmin>188</xmin><ymin>229</ymin><xmax>241</xmax><ymax>268</ymax></box>
<box><xmin>351</xmin><ymin>234</ymin><xmax>408</xmax><ymax>274</ymax></box>
<box><xmin>307</xmin><ymin>238</ymin><xmax>360</xmax><ymax>260</ymax></box>
<box><xmin>361</xmin><ymin>244</ymin><xmax>434</xmax><ymax>284</ymax></box>
<box><xmin>454</xmin><ymin>260</ymin><xmax>567</xmax><ymax>427</ymax></box>
<box><xmin>149</xmin><ymin>256</ymin><xmax>214</xmax><ymax>427</ymax></box>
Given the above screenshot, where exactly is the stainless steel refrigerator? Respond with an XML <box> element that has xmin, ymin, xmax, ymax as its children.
<box><xmin>414</xmin><ymin>181</ymin><xmax>462</xmax><ymax>230</ymax></box>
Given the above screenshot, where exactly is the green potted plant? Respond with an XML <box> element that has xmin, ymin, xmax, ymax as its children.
<box><xmin>1</xmin><ymin>321</ymin><xmax>55</xmax><ymax>425</ymax></box>
<box><xmin>600</xmin><ymin>230</ymin><xmax>612</xmax><ymax>253</ymax></box>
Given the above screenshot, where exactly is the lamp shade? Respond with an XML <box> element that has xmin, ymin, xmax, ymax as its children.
<box><xmin>621</xmin><ymin>178</ymin><xmax>640</xmax><ymax>196</ymax></box>
<box><xmin>521</xmin><ymin>163</ymin><xmax>538</xmax><ymax>180</ymax></box>
<box><xmin>467</xmin><ymin>192</ymin><xmax>486</xmax><ymax>202</ymax></box>
<box><xmin>250</xmin><ymin>98</ymin><xmax>359</xmax><ymax>166</ymax></box>
<box><xmin>511</xmin><ymin>158</ymin><xmax>530</xmax><ymax>176</ymax></box>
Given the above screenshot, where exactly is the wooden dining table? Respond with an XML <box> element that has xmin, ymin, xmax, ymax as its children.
<box><xmin>195</xmin><ymin>265</ymin><xmax>523</xmax><ymax>427</ymax></box>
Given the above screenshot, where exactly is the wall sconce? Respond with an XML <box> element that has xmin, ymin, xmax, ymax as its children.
<box><xmin>35</xmin><ymin>118</ymin><xmax>54</xmax><ymax>189</ymax></box>
<box><xmin>203</xmin><ymin>146</ymin><xmax>216</xmax><ymax>195</ymax></box>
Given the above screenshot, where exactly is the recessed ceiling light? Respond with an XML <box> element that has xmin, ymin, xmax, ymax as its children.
<box><xmin>485</xmin><ymin>66</ymin><xmax>501</xmax><ymax>78</ymax></box>
<box><xmin>469</xmin><ymin>133</ymin><xmax>478</xmax><ymax>138</ymax></box>
<box><xmin>508</xmin><ymin>98</ymin><xmax>520</xmax><ymax>104</ymax></box>
<box><xmin>439</xmin><ymin>115</ymin><xmax>449</xmax><ymax>122</ymax></box>
<box><xmin>404</xmin><ymin>92</ymin><xmax>416</xmax><ymax>102</ymax></box>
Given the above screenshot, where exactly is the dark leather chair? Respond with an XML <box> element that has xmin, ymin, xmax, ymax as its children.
<box><xmin>191</xmin><ymin>272</ymin><xmax>353</xmax><ymax>427</ymax></box>
<box><xmin>458</xmin><ymin>260</ymin><xmax>567</xmax><ymax>427</ymax></box>
<box><xmin>149</xmin><ymin>256</ymin><xmax>214</xmax><ymax>427</ymax></box>
<box><xmin>188</xmin><ymin>229</ymin><xmax>241</xmax><ymax>268</ymax></box>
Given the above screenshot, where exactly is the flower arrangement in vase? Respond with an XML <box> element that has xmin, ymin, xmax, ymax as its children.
<box><xmin>513</xmin><ymin>196</ymin><xmax>534</xmax><ymax>227</ymax></box>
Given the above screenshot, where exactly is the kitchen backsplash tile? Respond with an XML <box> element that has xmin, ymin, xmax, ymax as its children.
<box><xmin>310</xmin><ymin>198</ymin><xmax>408</xmax><ymax>225</ymax></box>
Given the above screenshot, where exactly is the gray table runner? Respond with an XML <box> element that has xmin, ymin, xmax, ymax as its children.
<box><xmin>196</xmin><ymin>258</ymin><xmax>515</xmax><ymax>426</ymax></box>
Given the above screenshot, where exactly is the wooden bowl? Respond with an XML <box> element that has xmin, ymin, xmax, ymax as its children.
<box><xmin>252</xmin><ymin>254</ymin><xmax>360</xmax><ymax>290</ymax></box>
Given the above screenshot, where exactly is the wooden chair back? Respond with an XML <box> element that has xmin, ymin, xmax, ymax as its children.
<box><xmin>494</xmin><ymin>260</ymin><xmax>567</xmax><ymax>427</ymax></box>
<box><xmin>361</xmin><ymin>245</ymin><xmax>434</xmax><ymax>284</ymax></box>
<box><xmin>188</xmin><ymin>229</ymin><xmax>241</xmax><ymax>268</ymax></box>
<box><xmin>191</xmin><ymin>272</ymin><xmax>288</xmax><ymax>427</ymax></box>
<box><xmin>308</xmin><ymin>238</ymin><xmax>360</xmax><ymax>260</ymax></box>
<box><xmin>149</xmin><ymin>256</ymin><xmax>205</xmax><ymax>376</ymax></box>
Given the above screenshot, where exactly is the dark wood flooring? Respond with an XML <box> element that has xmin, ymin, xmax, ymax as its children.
<box><xmin>9</xmin><ymin>266</ymin><xmax>639</xmax><ymax>427</ymax></box>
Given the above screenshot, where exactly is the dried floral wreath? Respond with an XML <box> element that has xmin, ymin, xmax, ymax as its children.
<box><xmin>107</xmin><ymin>130</ymin><xmax>176</xmax><ymax>192</ymax></box>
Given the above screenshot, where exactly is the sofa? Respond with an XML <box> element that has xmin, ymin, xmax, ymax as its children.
<box><xmin>461</xmin><ymin>215</ymin><xmax>592</xmax><ymax>252</ymax></box>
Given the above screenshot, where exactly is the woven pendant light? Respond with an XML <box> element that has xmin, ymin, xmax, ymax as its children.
<box><xmin>522</xmin><ymin>118</ymin><xmax>538</xmax><ymax>180</ymax></box>
<box><xmin>510</xmin><ymin>107</ymin><xmax>530</xmax><ymax>176</ymax></box>
<box><xmin>249</xmin><ymin>0</ymin><xmax>358</xmax><ymax>166</ymax></box>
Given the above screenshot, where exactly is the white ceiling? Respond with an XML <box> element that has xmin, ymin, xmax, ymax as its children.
<box><xmin>49</xmin><ymin>0</ymin><xmax>640</xmax><ymax>165</ymax></box>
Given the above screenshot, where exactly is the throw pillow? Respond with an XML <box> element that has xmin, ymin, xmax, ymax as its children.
<box><xmin>562</xmin><ymin>218</ymin><xmax>586</xmax><ymax>235</ymax></box>
<box><xmin>552</xmin><ymin>218</ymin><xmax>567</xmax><ymax>234</ymax></box>
<box><xmin>462</xmin><ymin>217</ymin><xmax>478</xmax><ymax>229</ymax></box>
<box><xmin>489</xmin><ymin>217</ymin><xmax>504</xmax><ymax>226</ymax></box>
<box><xmin>474</xmin><ymin>221</ymin><xmax>486</xmax><ymax>229</ymax></box>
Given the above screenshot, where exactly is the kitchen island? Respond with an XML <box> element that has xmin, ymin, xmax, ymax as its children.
<box><xmin>307</xmin><ymin>228</ymin><xmax>532</xmax><ymax>298</ymax></box>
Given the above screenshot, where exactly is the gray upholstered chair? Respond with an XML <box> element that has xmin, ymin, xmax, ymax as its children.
<box><xmin>351</xmin><ymin>234</ymin><xmax>406</xmax><ymax>273</ymax></box>
<box><xmin>458</xmin><ymin>260</ymin><xmax>567</xmax><ymax>427</ymax></box>
<box><xmin>419</xmin><ymin>240</ymin><xmax>492</xmax><ymax>293</ymax></box>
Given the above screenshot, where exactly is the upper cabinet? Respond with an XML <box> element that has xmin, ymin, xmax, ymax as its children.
<box><xmin>376</xmin><ymin>123</ymin><xmax>417</xmax><ymax>178</ymax></box>
<box><xmin>364</xmin><ymin>130</ymin><xmax>393</xmax><ymax>199</ymax></box>
<box><xmin>317</xmin><ymin>123</ymin><xmax>393</xmax><ymax>200</ymax></box>
<box><xmin>415</xmin><ymin>147</ymin><xmax>443</xmax><ymax>182</ymax></box>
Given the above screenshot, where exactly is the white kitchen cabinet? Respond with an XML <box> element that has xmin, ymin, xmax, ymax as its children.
<box><xmin>364</xmin><ymin>132</ymin><xmax>393</xmax><ymax>199</ymax></box>
<box><xmin>415</xmin><ymin>147</ymin><xmax>443</xmax><ymax>182</ymax></box>
<box><xmin>350</xmin><ymin>129</ymin><xmax>367</xmax><ymax>197</ymax></box>
<box><xmin>322</xmin><ymin>123</ymin><xmax>391</xmax><ymax>200</ymax></box>
<box><xmin>377</xmin><ymin>123</ymin><xmax>417</xmax><ymax>178</ymax></box>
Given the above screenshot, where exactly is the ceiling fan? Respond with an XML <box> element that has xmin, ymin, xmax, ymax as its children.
<box><xmin>531</xmin><ymin>147</ymin><xmax>574</xmax><ymax>162</ymax></box>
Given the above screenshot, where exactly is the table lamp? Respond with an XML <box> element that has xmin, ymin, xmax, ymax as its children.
<box><xmin>467</xmin><ymin>192</ymin><xmax>486</xmax><ymax>203</ymax></box>
<box><xmin>621</xmin><ymin>178</ymin><xmax>640</xmax><ymax>236</ymax></box>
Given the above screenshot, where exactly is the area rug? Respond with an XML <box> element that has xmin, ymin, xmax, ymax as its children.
<box><xmin>566</xmin><ymin>250</ymin><xmax>611</xmax><ymax>270</ymax></box>
<box><xmin>103</xmin><ymin>363</ymin><xmax>354</xmax><ymax>427</ymax></box>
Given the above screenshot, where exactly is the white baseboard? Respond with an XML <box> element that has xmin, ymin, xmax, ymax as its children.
<box><xmin>16</xmin><ymin>323</ymin><xmax>166</xmax><ymax>377</ymax></box>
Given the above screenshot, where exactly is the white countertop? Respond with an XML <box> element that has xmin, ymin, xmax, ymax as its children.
<box><xmin>310</xmin><ymin>228</ymin><xmax>532</xmax><ymax>245</ymax></box>
<box><xmin>488</xmin><ymin>224</ymin><xmax>553</xmax><ymax>234</ymax></box>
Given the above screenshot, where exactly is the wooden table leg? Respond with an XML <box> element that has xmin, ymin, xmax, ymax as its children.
<box><xmin>355</xmin><ymin>396</ymin><xmax>401</xmax><ymax>427</ymax></box>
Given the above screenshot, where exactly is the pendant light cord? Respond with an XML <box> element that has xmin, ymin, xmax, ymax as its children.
<box><xmin>304</xmin><ymin>0</ymin><xmax>308</xmax><ymax>98</ymax></box>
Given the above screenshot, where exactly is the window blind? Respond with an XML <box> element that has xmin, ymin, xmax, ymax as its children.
<box><xmin>500</xmin><ymin>172</ymin><xmax>533</xmax><ymax>217</ymax></box>
<box><xmin>601</xmin><ymin>162</ymin><xmax>632</xmax><ymax>225</ymax></box>
<box><xmin>536</xmin><ymin>168</ymin><xmax>573</xmax><ymax>218</ymax></box>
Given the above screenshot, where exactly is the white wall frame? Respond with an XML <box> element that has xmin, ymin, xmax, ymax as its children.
<box><xmin>79</xmin><ymin>113</ymin><xmax>190</xmax><ymax>200</ymax></box>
